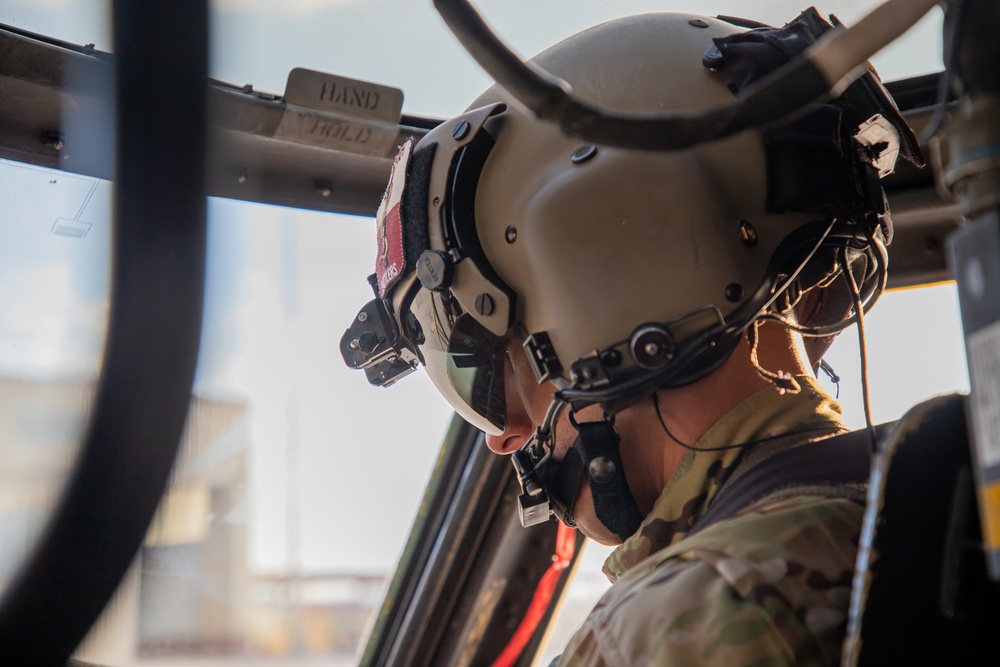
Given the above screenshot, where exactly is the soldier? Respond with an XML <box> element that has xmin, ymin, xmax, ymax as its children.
<box><xmin>343</xmin><ymin>8</ymin><xmax>921</xmax><ymax>666</ymax></box>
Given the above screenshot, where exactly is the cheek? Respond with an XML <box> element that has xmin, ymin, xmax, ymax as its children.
<box><xmin>551</xmin><ymin>414</ymin><xmax>578</xmax><ymax>461</ymax></box>
<box><xmin>508</xmin><ymin>347</ymin><xmax>558</xmax><ymax>426</ymax></box>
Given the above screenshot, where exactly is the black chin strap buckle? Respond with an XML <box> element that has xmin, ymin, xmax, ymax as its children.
<box><xmin>512</xmin><ymin>446</ymin><xmax>552</xmax><ymax>527</ymax></box>
<box><xmin>510</xmin><ymin>399</ymin><xmax>567</xmax><ymax>528</ymax></box>
<box><xmin>508</xmin><ymin>400</ymin><xmax>644</xmax><ymax>540</ymax></box>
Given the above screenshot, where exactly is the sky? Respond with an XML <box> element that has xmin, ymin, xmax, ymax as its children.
<box><xmin>0</xmin><ymin>0</ymin><xmax>966</xmax><ymax>583</ymax></box>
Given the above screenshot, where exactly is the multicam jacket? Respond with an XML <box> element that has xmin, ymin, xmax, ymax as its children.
<box><xmin>558</xmin><ymin>376</ymin><xmax>865</xmax><ymax>667</ymax></box>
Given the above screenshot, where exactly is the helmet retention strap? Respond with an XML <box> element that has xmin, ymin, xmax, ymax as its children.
<box><xmin>572</xmin><ymin>418</ymin><xmax>645</xmax><ymax>542</ymax></box>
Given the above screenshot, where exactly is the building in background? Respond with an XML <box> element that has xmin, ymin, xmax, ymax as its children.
<box><xmin>0</xmin><ymin>377</ymin><xmax>385</xmax><ymax>665</ymax></box>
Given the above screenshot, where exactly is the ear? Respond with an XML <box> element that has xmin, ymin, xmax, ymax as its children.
<box><xmin>805</xmin><ymin>335</ymin><xmax>838</xmax><ymax>373</ymax></box>
<box><xmin>794</xmin><ymin>285</ymin><xmax>841</xmax><ymax>372</ymax></box>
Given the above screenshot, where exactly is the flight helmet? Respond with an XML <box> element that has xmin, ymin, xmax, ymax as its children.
<box><xmin>342</xmin><ymin>9</ymin><xmax>920</xmax><ymax>441</ymax></box>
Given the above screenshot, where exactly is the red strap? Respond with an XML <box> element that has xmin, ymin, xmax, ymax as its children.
<box><xmin>490</xmin><ymin>523</ymin><xmax>576</xmax><ymax>667</ymax></box>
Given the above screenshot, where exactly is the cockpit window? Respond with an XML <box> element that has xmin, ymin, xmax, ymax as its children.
<box><xmin>0</xmin><ymin>159</ymin><xmax>107</xmax><ymax>585</ymax></box>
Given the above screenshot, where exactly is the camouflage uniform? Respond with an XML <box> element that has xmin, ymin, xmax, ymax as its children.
<box><xmin>558</xmin><ymin>376</ymin><xmax>864</xmax><ymax>667</ymax></box>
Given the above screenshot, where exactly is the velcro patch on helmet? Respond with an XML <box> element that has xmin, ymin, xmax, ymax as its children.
<box><xmin>375</xmin><ymin>138</ymin><xmax>413</xmax><ymax>298</ymax></box>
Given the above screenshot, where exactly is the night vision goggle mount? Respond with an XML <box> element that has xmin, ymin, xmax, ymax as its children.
<box><xmin>340</xmin><ymin>275</ymin><xmax>420</xmax><ymax>388</ymax></box>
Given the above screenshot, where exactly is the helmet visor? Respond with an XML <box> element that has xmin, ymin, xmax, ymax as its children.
<box><xmin>406</xmin><ymin>285</ymin><xmax>507</xmax><ymax>435</ymax></box>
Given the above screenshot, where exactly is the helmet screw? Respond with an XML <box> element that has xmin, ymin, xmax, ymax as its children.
<box><xmin>571</xmin><ymin>145</ymin><xmax>598</xmax><ymax>164</ymax></box>
<box><xmin>452</xmin><ymin>120</ymin><xmax>470</xmax><ymax>140</ymax></box>
<box><xmin>688</xmin><ymin>18</ymin><xmax>710</xmax><ymax>28</ymax></box>
<box><xmin>644</xmin><ymin>342</ymin><xmax>660</xmax><ymax>356</ymax></box>
<box><xmin>357</xmin><ymin>311</ymin><xmax>368</xmax><ymax>322</ymax></box>
<box><xmin>600</xmin><ymin>349</ymin><xmax>622</xmax><ymax>368</ymax></box>
<box><xmin>738</xmin><ymin>220</ymin><xmax>758</xmax><ymax>247</ymax></box>
<box><xmin>475</xmin><ymin>293</ymin><xmax>495</xmax><ymax>316</ymax></box>
<box><xmin>505</xmin><ymin>225</ymin><xmax>518</xmax><ymax>243</ymax></box>
<box><xmin>589</xmin><ymin>457</ymin><xmax>617</xmax><ymax>483</ymax></box>
<box><xmin>725</xmin><ymin>282</ymin><xmax>745</xmax><ymax>302</ymax></box>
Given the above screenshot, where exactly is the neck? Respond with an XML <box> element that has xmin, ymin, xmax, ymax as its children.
<box><xmin>616</xmin><ymin>323</ymin><xmax>812</xmax><ymax>514</ymax></box>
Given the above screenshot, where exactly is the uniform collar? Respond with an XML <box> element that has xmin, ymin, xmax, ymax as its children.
<box><xmin>602</xmin><ymin>375</ymin><xmax>846</xmax><ymax>582</ymax></box>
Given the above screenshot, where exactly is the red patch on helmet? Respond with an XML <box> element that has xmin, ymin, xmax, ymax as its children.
<box><xmin>375</xmin><ymin>139</ymin><xmax>412</xmax><ymax>298</ymax></box>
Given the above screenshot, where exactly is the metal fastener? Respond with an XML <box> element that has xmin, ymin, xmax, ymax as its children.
<box><xmin>630</xmin><ymin>325</ymin><xmax>675</xmax><ymax>369</ymax></box>
<box><xmin>453</xmin><ymin>120</ymin><xmax>470</xmax><ymax>140</ymax></box>
<box><xmin>41</xmin><ymin>130</ymin><xmax>64</xmax><ymax>151</ymax></box>
<box><xmin>358</xmin><ymin>312</ymin><xmax>368</xmax><ymax>322</ymax></box>
<box><xmin>600</xmin><ymin>349</ymin><xmax>622</xmax><ymax>368</ymax></box>
<box><xmin>475</xmin><ymin>293</ymin><xmax>495</xmax><ymax>316</ymax></box>
<box><xmin>725</xmin><ymin>282</ymin><xmax>745</xmax><ymax>302</ymax></box>
<box><xmin>505</xmin><ymin>225</ymin><xmax>518</xmax><ymax>243</ymax></box>
<box><xmin>589</xmin><ymin>457</ymin><xmax>617</xmax><ymax>483</ymax></box>
<box><xmin>688</xmin><ymin>18</ymin><xmax>709</xmax><ymax>28</ymax></box>
<box><xmin>571</xmin><ymin>145</ymin><xmax>598</xmax><ymax>164</ymax></box>
<box><xmin>738</xmin><ymin>220</ymin><xmax>758</xmax><ymax>247</ymax></box>
<box><xmin>316</xmin><ymin>181</ymin><xmax>333</xmax><ymax>198</ymax></box>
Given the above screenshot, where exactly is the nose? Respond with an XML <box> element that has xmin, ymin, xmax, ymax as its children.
<box><xmin>485</xmin><ymin>363</ymin><xmax>534</xmax><ymax>455</ymax></box>
<box><xmin>485</xmin><ymin>339</ymin><xmax>541</xmax><ymax>455</ymax></box>
<box><xmin>485</xmin><ymin>418</ymin><xmax>533</xmax><ymax>455</ymax></box>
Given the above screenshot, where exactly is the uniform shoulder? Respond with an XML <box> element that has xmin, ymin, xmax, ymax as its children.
<box><xmin>560</xmin><ymin>495</ymin><xmax>862</xmax><ymax>667</ymax></box>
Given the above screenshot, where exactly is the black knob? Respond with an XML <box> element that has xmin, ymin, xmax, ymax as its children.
<box><xmin>416</xmin><ymin>250</ymin><xmax>453</xmax><ymax>291</ymax></box>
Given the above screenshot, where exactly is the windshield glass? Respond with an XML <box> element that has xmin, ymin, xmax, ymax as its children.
<box><xmin>0</xmin><ymin>1</ymin><xmax>964</xmax><ymax>666</ymax></box>
<box><xmin>0</xmin><ymin>159</ymin><xmax>107</xmax><ymax>584</ymax></box>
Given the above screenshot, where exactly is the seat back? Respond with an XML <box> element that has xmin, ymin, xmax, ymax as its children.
<box><xmin>843</xmin><ymin>393</ymin><xmax>1000</xmax><ymax>666</ymax></box>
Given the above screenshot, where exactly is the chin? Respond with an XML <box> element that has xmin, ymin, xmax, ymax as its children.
<box><xmin>576</xmin><ymin>521</ymin><xmax>624</xmax><ymax>547</ymax></box>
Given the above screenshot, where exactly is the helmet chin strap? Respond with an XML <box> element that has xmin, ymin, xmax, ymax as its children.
<box><xmin>512</xmin><ymin>401</ymin><xmax>644</xmax><ymax>542</ymax></box>
<box><xmin>565</xmin><ymin>418</ymin><xmax>645</xmax><ymax>541</ymax></box>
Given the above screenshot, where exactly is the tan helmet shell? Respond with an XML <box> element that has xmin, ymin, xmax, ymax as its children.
<box><xmin>466</xmin><ymin>13</ymin><xmax>818</xmax><ymax>382</ymax></box>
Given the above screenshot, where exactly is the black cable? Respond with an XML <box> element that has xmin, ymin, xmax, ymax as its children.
<box><xmin>651</xmin><ymin>392</ymin><xmax>843</xmax><ymax>453</ymax></box>
<box><xmin>843</xmin><ymin>246</ymin><xmax>877</xmax><ymax>455</ymax></box>
<box><xmin>433</xmin><ymin>0</ymin><xmax>941</xmax><ymax>152</ymax></box>
<box><xmin>558</xmin><ymin>219</ymin><xmax>838</xmax><ymax>409</ymax></box>
<box><xmin>760</xmin><ymin>234</ymin><xmax>888</xmax><ymax>339</ymax></box>
<box><xmin>819</xmin><ymin>359</ymin><xmax>842</xmax><ymax>399</ymax></box>
<box><xmin>432</xmin><ymin>0</ymin><xmax>833</xmax><ymax>151</ymax></box>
